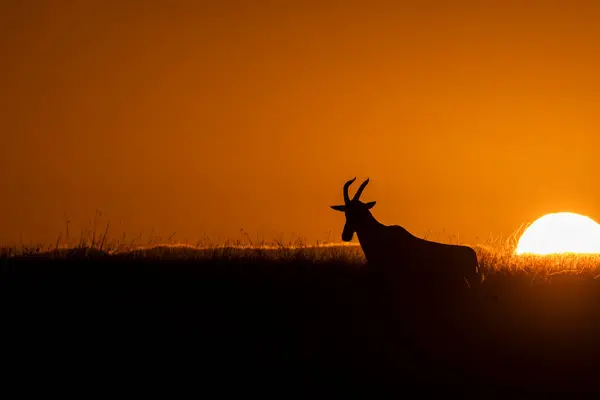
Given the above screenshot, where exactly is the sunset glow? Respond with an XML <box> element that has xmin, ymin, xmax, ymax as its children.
<box><xmin>516</xmin><ymin>212</ymin><xmax>600</xmax><ymax>255</ymax></box>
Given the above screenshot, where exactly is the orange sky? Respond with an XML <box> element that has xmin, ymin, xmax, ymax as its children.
<box><xmin>1</xmin><ymin>1</ymin><xmax>600</xmax><ymax>247</ymax></box>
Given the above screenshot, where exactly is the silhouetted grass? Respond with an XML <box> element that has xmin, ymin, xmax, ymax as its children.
<box><xmin>3</xmin><ymin>238</ymin><xmax>600</xmax><ymax>395</ymax></box>
<box><xmin>7</xmin><ymin>235</ymin><xmax>600</xmax><ymax>280</ymax></box>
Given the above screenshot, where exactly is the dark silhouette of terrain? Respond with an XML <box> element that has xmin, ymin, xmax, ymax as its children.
<box><xmin>3</xmin><ymin>249</ymin><xmax>600</xmax><ymax>396</ymax></box>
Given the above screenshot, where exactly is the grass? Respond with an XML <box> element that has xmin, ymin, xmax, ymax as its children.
<box><xmin>6</xmin><ymin>224</ymin><xmax>600</xmax><ymax>281</ymax></box>
<box><xmin>4</xmin><ymin>229</ymin><xmax>600</xmax><ymax>395</ymax></box>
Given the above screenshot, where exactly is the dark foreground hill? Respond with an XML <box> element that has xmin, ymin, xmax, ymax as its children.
<box><xmin>2</xmin><ymin>248</ymin><xmax>600</xmax><ymax>396</ymax></box>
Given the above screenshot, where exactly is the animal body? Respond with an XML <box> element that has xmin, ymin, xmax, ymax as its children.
<box><xmin>330</xmin><ymin>177</ymin><xmax>480</xmax><ymax>289</ymax></box>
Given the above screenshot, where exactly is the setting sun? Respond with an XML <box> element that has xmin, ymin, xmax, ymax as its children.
<box><xmin>516</xmin><ymin>212</ymin><xmax>600</xmax><ymax>255</ymax></box>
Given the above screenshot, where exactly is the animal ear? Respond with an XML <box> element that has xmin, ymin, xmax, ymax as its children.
<box><xmin>364</xmin><ymin>201</ymin><xmax>376</xmax><ymax>209</ymax></box>
<box><xmin>330</xmin><ymin>205</ymin><xmax>346</xmax><ymax>212</ymax></box>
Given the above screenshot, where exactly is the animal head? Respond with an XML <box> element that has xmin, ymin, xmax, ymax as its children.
<box><xmin>330</xmin><ymin>177</ymin><xmax>377</xmax><ymax>242</ymax></box>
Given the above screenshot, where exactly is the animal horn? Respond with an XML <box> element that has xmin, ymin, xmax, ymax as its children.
<box><xmin>353</xmin><ymin>178</ymin><xmax>370</xmax><ymax>201</ymax></box>
<box><xmin>343</xmin><ymin>177</ymin><xmax>356</xmax><ymax>203</ymax></box>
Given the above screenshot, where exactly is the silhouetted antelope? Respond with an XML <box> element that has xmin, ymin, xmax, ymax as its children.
<box><xmin>330</xmin><ymin>178</ymin><xmax>480</xmax><ymax>289</ymax></box>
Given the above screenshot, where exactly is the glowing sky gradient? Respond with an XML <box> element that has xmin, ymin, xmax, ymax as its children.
<box><xmin>2</xmin><ymin>1</ymin><xmax>600</xmax><ymax>246</ymax></box>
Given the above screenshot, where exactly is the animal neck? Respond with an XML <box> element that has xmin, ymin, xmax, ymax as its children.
<box><xmin>354</xmin><ymin>212</ymin><xmax>385</xmax><ymax>242</ymax></box>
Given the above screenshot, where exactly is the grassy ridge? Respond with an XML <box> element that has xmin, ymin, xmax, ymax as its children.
<box><xmin>3</xmin><ymin>242</ymin><xmax>600</xmax><ymax>395</ymax></box>
<box><xmin>6</xmin><ymin>240</ymin><xmax>600</xmax><ymax>280</ymax></box>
